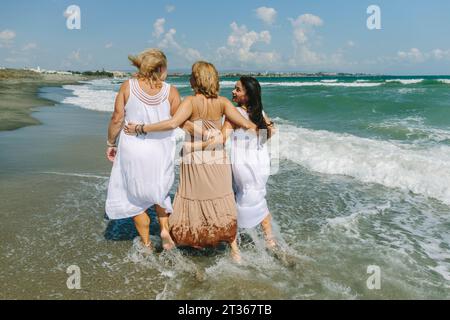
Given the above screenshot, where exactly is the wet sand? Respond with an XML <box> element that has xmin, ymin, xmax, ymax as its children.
<box><xmin>0</xmin><ymin>69</ymin><xmax>93</xmax><ymax>131</ymax></box>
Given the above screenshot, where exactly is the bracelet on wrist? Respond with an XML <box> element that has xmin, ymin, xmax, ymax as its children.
<box><xmin>107</xmin><ymin>140</ymin><xmax>117</xmax><ymax>147</ymax></box>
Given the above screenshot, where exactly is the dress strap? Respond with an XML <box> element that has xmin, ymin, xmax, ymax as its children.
<box><xmin>237</xmin><ymin>107</ymin><xmax>248</xmax><ymax>117</ymax></box>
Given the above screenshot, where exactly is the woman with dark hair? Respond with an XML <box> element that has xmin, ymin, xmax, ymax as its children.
<box><xmin>222</xmin><ymin>76</ymin><xmax>277</xmax><ymax>248</ymax></box>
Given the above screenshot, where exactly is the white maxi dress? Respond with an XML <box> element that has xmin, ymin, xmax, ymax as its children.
<box><xmin>105</xmin><ymin>79</ymin><xmax>176</xmax><ymax>220</ymax></box>
<box><xmin>230</xmin><ymin>108</ymin><xmax>271</xmax><ymax>228</ymax></box>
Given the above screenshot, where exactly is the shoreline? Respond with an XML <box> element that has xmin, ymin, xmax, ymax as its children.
<box><xmin>0</xmin><ymin>70</ymin><xmax>107</xmax><ymax>132</ymax></box>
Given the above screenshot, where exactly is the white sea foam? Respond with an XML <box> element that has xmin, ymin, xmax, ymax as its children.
<box><xmin>277</xmin><ymin>120</ymin><xmax>450</xmax><ymax>205</ymax></box>
<box><xmin>220</xmin><ymin>81</ymin><xmax>383</xmax><ymax>88</ymax></box>
<box><xmin>385</xmin><ymin>79</ymin><xmax>424</xmax><ymax>85</ymax></box>
<box><xmin>62</xmin><ymin>80</ymin><xmax>189</xmax><ymax>112</ymax></box>
<box><xmin>438</xmin><ymin>79</ymin><xmax>450</xmax><ymax>84</ymax></box>
<box><xmin>63</xmin><ymin>84</ymin><xmax>117</xmax><ymax>112</ymax></box>
<box><xmin>42</xmin><ymin>171</ymin><xmax>109</xmax><ymax>180</ymax></box>
<box><xmin>369</xmin><ymin>116</ymin><xmax>450</xmax><ymax>143</ymax></box>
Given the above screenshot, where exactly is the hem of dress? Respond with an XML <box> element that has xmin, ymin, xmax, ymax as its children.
<box><xmin>236</xmin><ymin>200</ymin><xmax>270</xmax><ymax>229</ymax></box>
<box><xmin>105</xmin><ymin>201</ymin><xmax>173</xmax><ymax>220</ymax></box>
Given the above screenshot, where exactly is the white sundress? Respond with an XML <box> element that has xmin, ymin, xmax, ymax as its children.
<box><xmin>230</xmin><ymin>107</ymin><xmax>271</xmax><ymax>229</ymax></box>
<box><xmin>105</xmin><ymin>79</ymin><xmax>176</xmax><ymax>220</ymax></box>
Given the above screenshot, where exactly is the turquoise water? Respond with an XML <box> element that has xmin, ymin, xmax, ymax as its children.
<box><xmin>1</xmin><ymin>76</ymin><xmax>449</xmax><ymax>299</ymax></box>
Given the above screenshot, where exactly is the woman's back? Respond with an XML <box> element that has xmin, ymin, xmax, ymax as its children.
<box><xmin>189</xmin><ymin>95</ymin><xmax>224</xmax><ymax>125</ymax></box>
<box><xmin>125</xmin><ymin>78</ymin><xmax>174</xmax><ymax>140</ymax></box>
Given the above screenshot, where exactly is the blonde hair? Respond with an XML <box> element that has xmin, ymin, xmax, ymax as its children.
<box><xmin>191</xmin><ymin>61</ymin><xmax>219</xmax><ymax>99</ymax></box>
<box><xmin>128</xmin><ymin>49</ymin><xmax>167</xmax><ymax>88</ymax></box>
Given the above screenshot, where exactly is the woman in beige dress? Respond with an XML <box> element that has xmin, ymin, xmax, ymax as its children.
<box><xmin>124</xmin><ymin>61</ymin><xmax>256</xmax><ymax>261</ymax></box>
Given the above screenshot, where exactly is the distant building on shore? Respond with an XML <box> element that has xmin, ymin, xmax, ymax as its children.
<box><xmin>24</xmin><ymin>66</ymin><xmax>73</xmax><ymax>75</ymax></box>
<box><xmin>109</xmin><ymin>71</ymin><xmax>129</xmax><ymax>78</ymax></box>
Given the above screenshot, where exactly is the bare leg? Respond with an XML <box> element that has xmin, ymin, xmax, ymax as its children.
<box><xmin>132</xmin><ymin>212</ymin><xmax>152</xmax><ymax>249</ymax></box>
<box><xmin>261</xmin><ymin>213</ymin><xmax>276</xmax><ymax>249</ymax></box>
<box><xmin>155</xmin><ymin>205</ymin><xmax>175</xmax><ymax>250</ymax></box>
<box><xmin>230</xmin><ymin>237</ymin><xmax>241</xmax><ymax>263</ymax></box>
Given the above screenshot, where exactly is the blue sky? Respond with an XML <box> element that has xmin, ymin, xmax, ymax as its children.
<box><xmin>1</xmin><ymin>0</ymin><xmax>450</xmax><ymax>74</ymax></box>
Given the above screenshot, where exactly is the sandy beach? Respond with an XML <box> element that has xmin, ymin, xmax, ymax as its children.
<box><xmin>0</xmin><ymin>69</ymin><xmax>98</xmax><ymax>131</ymax></box>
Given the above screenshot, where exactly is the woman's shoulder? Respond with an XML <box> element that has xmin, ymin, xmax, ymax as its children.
<box><xmin>218</xmin><ymin>95</ymin><xmax>230</xmax><ymax>101</ymax></box>
<box><xmin>218</xmin><ymin>95</ymin><xmax>232</xmax><ymax>105</ymax></box>
<box><xmin>118</xmin><ymin>79</ymin><xmax>131</xmax><ymax>93</ymax></box>
<box><xmin>168</xmin><ymin>83</ymin><xmax>180</xmax><ymax>95</ymax></box>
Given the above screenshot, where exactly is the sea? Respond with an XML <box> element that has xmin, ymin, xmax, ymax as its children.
<box><xmin>0</xmin><ymin>75</ymin><xmax>449</xmax><ymax>299</ymax></box>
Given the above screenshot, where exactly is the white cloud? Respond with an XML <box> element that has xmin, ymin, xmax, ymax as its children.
<box><xmin>166</xmin><ymin>5</ymin><xmax>175</xmax><ymax>13</ymax></box>
<box><xmin>286</xmin><ymin>14</ymin><xmax>355</xmax><ymax>70</ymax></box>
<box><xmin>397</xmin><ymin>48</ymin><xmax>425</xmax><ymax>63</ymax></box>
<box><xmin>0</xmin><ymin>29</ymin><xmax>16</xmax><ymax>41</ymax></box>
<box><xmin>289</xmin><ymin>14</ymin><xmax>323</xmax><ymax>45</ymax></box>
<box><xmin>0</xmin><ymin>29</ymin><xmax>16</xmax><ymax>48</ymax></box>
<box><xmin>61</xmin><ymin>49</ymin><xmax>93</xmax><ymax>69</ymax></box>
<box><xmin>288</xmin><ymin>14</ymin><xmax>326</xmax><ymax>66</ymax></box>
<box><xmin>396</xmin><ymin>48</ymin><xmax>450</xmax><ymax>63</ymax></box>
<box><xmin>255</xmin><ymin>7</ymin><xmax>277</xmax><ymax>25</ymax></box>
<box><xmin>297</xmin><ymin>13</ymin><xmax>323</xmax><ymax>27</ymax></box>
<box><xmin>105</xmin><ymin>42</ymin><xmax>113</xmax><ymax>49</ymax></box>
<box><xmin>153</xmin><ymin>18</ymin><xmax>166</xmax><ymax>38</ymax></box>
<box><xmin>217</xmin><ymin>22</ymin><xmax>279</xmax><ymax>69</ymax></box>
<box><xmin>431</xmin><ymin>48</ymin><xmax>450</xmax><ymax>60</ymax></box>
<box><xmin>22</xmin><ymin>43</ymin><xmax>37</xmax><ymax>51</ymax></box>
<box><xmin>68</xmin><ymin>49</ymin><xmax>81</xmax><ymax>61</ymax></box>
<box><xmin>153</xmin><ymin>18</ymin><xmax>202</xmax><ymax>63</ymax></box>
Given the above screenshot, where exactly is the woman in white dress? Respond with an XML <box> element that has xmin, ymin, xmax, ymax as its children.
<box><xmin>222</xmin><ymin>76</ymin><xmax>277</xmax><ymax>248</ymax></box>
<box><xmin>105</xmin><ymin>49</ymin><xmax>180</xmax><ymax>251</ymax></box>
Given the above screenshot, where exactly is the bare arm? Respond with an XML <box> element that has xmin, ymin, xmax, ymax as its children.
<box><xmin>106</xmin><ymin>81</ymin><xmax>128</xmax><ymax>161</ymax></box>
<box><xmin>168</xmin><ymin>85</ymin><xmax>181</xmax><ymax>116</ymax></box>
<box><xmin>168</xmin><ymin>86</ymin><xmax>195</xmax><ymax>136</ymax></box>
<box><xmin>221</xmin><ymin>97</ymin><xmax>257</xmax><ymax>131</ymax></box>
<box><xmin>221</xmin><ymin>119</ymin><xmax>235</xmax><ymax>144</ymax></box>
<box><xmin>108</xmin><ymin>81</ymin><xmax>128</xmax><ymax>144</ymax></box>
<box><xmin>168</xmin><ymin>87</ymin><xmax>197</xmax><ymax>136</ymax></box>
<box><xmin>125</xmin><ymin>96</ymin><xmax>193</xmax><ymax>134</ymax></box>
<box><xmin>263</xmin><ymin>111</ymin><xmax>276</xmax><ymax>140</ymax></box>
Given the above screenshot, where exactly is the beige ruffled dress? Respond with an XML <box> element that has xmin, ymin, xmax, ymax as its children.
<box><xmin>169</xmin><ymin>97</ymin><xmax>237</xmax><ymax>247</ymax></box>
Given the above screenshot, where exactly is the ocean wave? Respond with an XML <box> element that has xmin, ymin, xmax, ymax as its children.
<box><xmin>368</xmin><ymin>116</ymin><xmax>450</xmax><ymax>143</ymax></box>
<box><xmin>385</xmin><ymin>79</ymin><xmax>424</xmax><ymax>85</ymax></box>
<box><xmin>276</xmin><ymin>121</ymin><xmax>450</xmax><ymax>205</ymax></box>
<box><xmin>220</xmin><ymin>81</ymin><xmax>383</xmax><ymax>88</ymax></box>
<box><xmin>438</xmin><ymin>79</ymin><xmax>450</xmax><ymax>84</ymax></box>
<box><xmin>63</xmin><ymin>84</ymin><xmax>116</xmax><ymax>112</ymax></box>
<box><xmin>320</xmin><ymin>189</ymin><xmax>450</xmax><ymax>282</ymax></box>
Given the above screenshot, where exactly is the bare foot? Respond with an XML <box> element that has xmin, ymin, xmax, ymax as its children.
<box><xmin>231</xmin><ymin>250</ymin><xmax>242</xmax><ymax>264</ymax></box>
<box><xmin>138</xmin><ymin>241</ymin><xmax>153</xmax><ymax>255</ymax></box>
<box><xmin>265</xmin><ymin>237</ymin><xmax>277</xmax><ymax>250</ymax></box>
<box><xmin>160</xmin><ymin>230</ymin><xmax>176</xmax><ymax>251</ymax></box>
<box><xmin>271</xmin><ymin>247</ymin><xmax>297</xmax><ymax>268</ymax></box>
